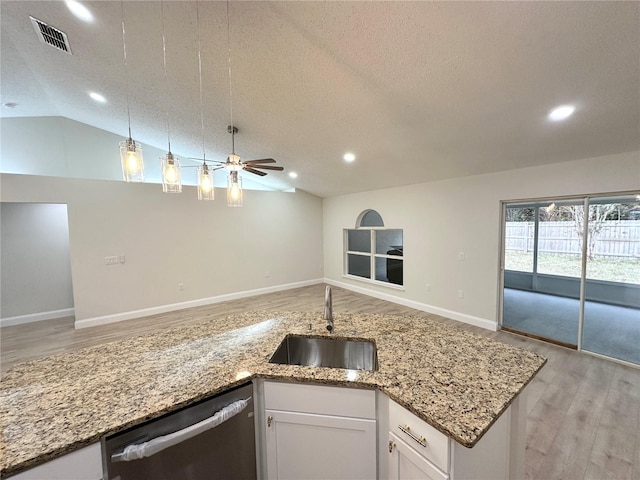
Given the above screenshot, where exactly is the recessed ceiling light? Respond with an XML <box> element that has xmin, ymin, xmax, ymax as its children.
<box><xmin>343</xmin><ymin>152</ymin><xmax>356</xmax><ymax>162</ymax></box>
<box><xmin>288</xmin><ymin>172</ymin><xmax>298</xmax><ymax>179</ymax></box>
<box><xmin>89</xmin><ymin>92</ymin><xmax>106</xmax><ymax>103</ymax></box>
<box><xmin>548</xmin><ymin>104</ymin><xmax>575</xmax><ymax>122</ymax></box>
<box><xmin>66</xmin><ymin>1</ymin><xmax>94</xmax><ymax>23</ymax></box>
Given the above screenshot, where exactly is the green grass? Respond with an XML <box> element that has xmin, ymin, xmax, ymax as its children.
<box><xmin>505</xmin><ymin>251</ymin><xmax>640</xmax><ymax>284</ymax></box>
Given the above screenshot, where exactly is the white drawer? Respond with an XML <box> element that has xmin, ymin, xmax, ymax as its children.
<box><xmin>389</xmin><ymin>400</ymin><xmax>449</xmax><ymax>472</ymax></box>
<box><xmin>264</xmin><ymin>381</ymin><xmax>376</xmax><ymax>419</ymax></box>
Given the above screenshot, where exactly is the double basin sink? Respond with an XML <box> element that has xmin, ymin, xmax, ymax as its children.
<box><xmin>269</xmin><ymin>334</ymin><xmax>378</xmax><ymax>371</ymax></box>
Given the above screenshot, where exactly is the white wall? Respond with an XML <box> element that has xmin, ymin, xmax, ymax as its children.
<box><xmin>1</xmin><ymin>203</ymin><xmax>74</xmax><ymax>321</ymax></box>
<box><xmin>1</xmin><ymin>174</ymin><xmax>324</xmax><ymax>325</ymax></box>
<box><xmin>323</xmin><ymin>151</ymin><xmax>640</xmax><ymax>329</ymax></box>
<box><xmin>0</xmin><ymin>116</ymin><xmax>277</xmax><ymax>191</ymax></box>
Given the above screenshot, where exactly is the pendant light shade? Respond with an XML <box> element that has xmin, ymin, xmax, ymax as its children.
<box><xmin>161</xmin><ymin>152</ymin><xmax>182</xmax><ymax>193</ymax></box>
<box><xmin>158</xmin><ymin>1</ymin><xmax>181</xmax><ymax>194</ymax></box>
<box><xmin>120</xmin><ymin>137</ymin><xmax>144</xmax><ymax>182</ymax></box>
<box><xmin>197</xmin><ymin>164</ymin><xmax>215</xmax><ymax>200</ymax></box>
<box><xmin>118</xmin><ymin>2</ymin><xmax>144</xmax><ymax>184</ymax></box>
<box><xmin>227</xmin><ymin>171</ymin><xmax>243</xmax><ymax>207</ymax></box>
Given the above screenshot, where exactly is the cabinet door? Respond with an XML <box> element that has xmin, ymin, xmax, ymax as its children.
<box><xmin>388</xmin><ymin>433</ymin><xmax>448</xmax><ymax>480</ymax></box>
<box><xmin>265</xmin><ymin>409</ymin><xmax>376</xmax><ymax>480</ymax></box>
<box><xmin>11</xmin><ymin>443</ymin><xmax>102</xmax><ymax>480</ymax></box>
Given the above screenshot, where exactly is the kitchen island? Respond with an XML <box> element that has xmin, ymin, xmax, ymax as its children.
<box><xmin>0</xmin><ymin>311</ymin><xmax>546</xmax><ymax>478</ymax></box>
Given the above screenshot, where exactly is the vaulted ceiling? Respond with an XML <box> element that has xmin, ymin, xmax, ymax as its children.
<box><xmin>1</xmin><ymin>1</ymin><xmax>638</xmax><ymax>197</ymax></box>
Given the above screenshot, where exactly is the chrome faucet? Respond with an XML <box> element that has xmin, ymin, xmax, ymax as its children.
<box><xmin>324</xmin><ymin>285</ymin><xmax>334</xmax><ymax>332</ymax></box>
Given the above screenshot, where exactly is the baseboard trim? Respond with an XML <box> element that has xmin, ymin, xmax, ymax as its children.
<box><xmin>74</xmin><ymin>279</ymin><xmax>324</xmax><ymax>329</ymax></box>
<box><xmin>325</xmin><ymin>278</ymin><xmax>498</xmax><ymax>331</ymax></box>
<box><xmin>1</xmin><ymin>308</ymin><xmax>75</xmax><ymax>327</ymax></box>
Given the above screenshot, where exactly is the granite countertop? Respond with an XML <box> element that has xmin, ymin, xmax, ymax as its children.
<box><xmin>0</xmin><ymin>311</ymin><xmax>546</xmax><ymax>477</ymax></box>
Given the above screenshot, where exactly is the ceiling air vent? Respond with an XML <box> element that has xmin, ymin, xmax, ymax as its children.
<box><xmin>30</xmin><ymin>16</ymin><xmax>72</xmax><ymax>55</ymax></box>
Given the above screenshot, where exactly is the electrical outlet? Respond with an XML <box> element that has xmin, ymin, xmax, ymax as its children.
<box><xmin>265</xmin><ymin>271</ymin><xmax>271</xmax><ymax>278</ymax></box>
<box><xmin>425</xmin><ymin>284</ymin><xmax>431</xmax><ymax>292</ymax></box>
<box><xmin>119</xmin><ymin>256</ymin><xmax>126</xmax><ymax>264</ymax></box>
<box><xmin>458</xmin><ymin>252</ymin><xmax>465</xmax><ymax>261</ymax></box>
<box><xmin>104</xmin><ymin>256</ymin><xmax>118</xmax><ymax>265</ymax></box>
<box><xmin>178</xmin><ymin>283</ymin><xmax>184</xmax><ymax>291</ymax></box>
<box><xmin>457</xmin><ymin>289</ymin><xmax>464</xmax><ymax>299</ymax></box>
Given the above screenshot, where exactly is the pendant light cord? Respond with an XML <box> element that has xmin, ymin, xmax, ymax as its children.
<box><xmin>196</xmin><ymin>1</ymin><xmax>206</xmax><ymax>163</ymax></box>
<box><xmin>160</xmin><ymin>1</ymin><xmax>171</xmax><ymax>153</ymax></box>
<box><xmin>227</xmin><ymin>0</ymin><xmax>234</xmax><ymax>154</ymax></box>
<box><xmin>120</xmin><ymin>0</ymin><xmax>132</xmax><ymax>140</ymax></box>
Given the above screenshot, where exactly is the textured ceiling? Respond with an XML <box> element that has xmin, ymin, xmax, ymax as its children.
<box><xmin>1</xmin><ymin>1</ymin><xmax>639</xmax><ymax>197</ymax></box>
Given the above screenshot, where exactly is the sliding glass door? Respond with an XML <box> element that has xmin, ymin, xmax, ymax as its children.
<box><xmin>502</xmin><ymin>202</ymin><xmax>584</xmax><ymax>348</ymax></box>
<box><xmin>582</xmin><ymin>195</ymin><xmax>640</xmax><ymax>364</ymax></box>
<box><xmin>501</xmin><ymin>193</ymin><xmax>640</xmax><ymax>365</ymax></box>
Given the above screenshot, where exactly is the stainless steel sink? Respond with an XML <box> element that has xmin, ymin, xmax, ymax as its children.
<box><xmin>269</xmin><ymin>335</ymin><xmax>378</xmax><ymax>371</ymax></box>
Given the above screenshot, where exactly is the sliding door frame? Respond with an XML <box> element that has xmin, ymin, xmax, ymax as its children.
<box><xmin>498</xmin><ymin>190</ymin><xmax>639</xmax><ymax>366</ymax></box>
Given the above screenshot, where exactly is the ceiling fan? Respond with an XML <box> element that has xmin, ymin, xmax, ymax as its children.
<box><xmin>190</xmin><ymin>126</ymin><xmax>284</xmax><ymax>177</ymax></box>
<box><xmin>224</xmin><ymin>126</ymin><xmax>284</xmax><ymax>177</ymax></box>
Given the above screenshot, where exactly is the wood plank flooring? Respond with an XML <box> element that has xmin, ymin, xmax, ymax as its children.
<box><xmin>1</xmin><ymin>284</ymin><xmax>639</xmax><ymax>479</ymax></box>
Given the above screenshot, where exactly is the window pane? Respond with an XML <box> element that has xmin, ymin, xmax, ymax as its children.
<box><xmin>583</xmin><ymin>199</ymin><xmax>640</xmax><ymax>284</ymax></box>
<box><xmin>347</xmin><ymin>230</ymin><xmax>370</xmax><ymax>252</ymax></box>
<box><xmin>504</xmin><ymin>207</ymin><xmax>534</xmax><ymax>272</ymax></box>
<box><xmin>375</xmin><ymin>229</ymin><xmax>403</xmax><ymax>255</ymax></box>
<box><xmin>348</xmin><ymin>254</ymin><xmax>370</xmax><ymax>279</ymax></box>
<box><xmin>375</xmin><ymin>257</ymin><xmax>403</xmax><ymax>285</ymax></box>
<box><xmin>360</xmin><ymin>210</ymin><xmax>384</xmax><ymax>227</ymax></box>
<box><xmin>537</xmin><ymin>203</ymin><xmax>584</xmax><ymax>278</ymax></box>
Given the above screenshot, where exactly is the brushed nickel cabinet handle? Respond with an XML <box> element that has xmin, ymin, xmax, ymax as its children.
<box><xmin>398</xmin><ymin>424</ymin><xmax>427</xmax><ymax>447</ymax></box>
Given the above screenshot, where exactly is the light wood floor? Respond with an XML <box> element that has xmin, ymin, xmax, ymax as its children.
<box><xmin>2</xmin><ymin>284</ymin><xmax>639</xmax><ymax>479</ymax></box>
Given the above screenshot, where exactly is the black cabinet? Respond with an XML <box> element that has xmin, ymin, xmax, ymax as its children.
<box><xmin>386</xmin><ymin>248</ymin><xmax>403</xmax><ymax>285</ymax></box>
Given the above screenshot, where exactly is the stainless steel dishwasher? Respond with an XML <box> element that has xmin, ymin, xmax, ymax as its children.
<box><xmin>102</xmin><ymin>382</ymin><xmax>256</xmax><ymax>480</ymax></box>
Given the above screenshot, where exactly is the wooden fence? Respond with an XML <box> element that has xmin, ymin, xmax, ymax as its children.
<box><xmin>505</xmin><ymin>220</ymin><xmax>640</xmax><ymax>258</ymax></box>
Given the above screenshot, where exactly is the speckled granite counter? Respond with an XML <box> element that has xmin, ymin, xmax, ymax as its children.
<box><xmin>0</xmin><ymin>311</ymin><xmax>546</xmax><ymax>477</ymax></box>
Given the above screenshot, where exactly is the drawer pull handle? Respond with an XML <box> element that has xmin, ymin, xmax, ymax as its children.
<box><xmin>398</xmin><ymin>424</ymin><xmax>427</xmax><ymax>447</ymax></box>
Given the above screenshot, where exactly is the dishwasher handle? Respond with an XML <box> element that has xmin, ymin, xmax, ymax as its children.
<box><xmin>111</xmin><ymin>396</ymin><xmax>251</xmax><ymax>463</ymax></box>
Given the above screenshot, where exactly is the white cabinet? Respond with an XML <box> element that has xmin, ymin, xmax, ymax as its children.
<box><xmin>387</xmin><ymin>400</ymin><xmax>450</xmax><ymax>480</ymax></box>
<box><xmin>262</xmin><ymin>381</ymin><xmax>377</xmax><ymax>480</ymax></box>
<box><xmin>388</xmin><ymin>432</ymin><xmax>448</xmax><ymax>480</ymax></box>
<box><xmin>10</xmin><ymin>443</ymin><xmax>102</xmax><ymax>480</ymax></box>
<box><xmin>384</xmin><ymin>394</ymin><xmax>525</xmax><ymax>480</ymax></box>
<box><xmin>257</xmin><ymin>381</ymin><xmax>528</xmax><ymax>480</ymax></box>
<box><xmin>388</xmin><ymin>400</ymin><xmax>450</xmax><ymax>473</ymax></box>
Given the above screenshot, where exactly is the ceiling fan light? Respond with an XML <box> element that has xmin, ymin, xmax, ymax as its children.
<box><xmin>161</xmin><ymin>153</ymin><xmax>182</xmax><ymax>193</ymax></box>
<box><xmin>225</xmin><ymin>153</ymin><xmax>242</xmax><ymax>172</ymax></box>
<box><xmin>119</xmin><ymin>138</ymin><xmax>144</xmax><ymax>182</ymax></box>
<box><xmin>227</xmin><ymin>171</ymin><xmax>243</xmax><ymax>207</ymax></box>
<box><xmin>197</xmin><ymin>164</ymin><xmax>215</xmax><ymax>200</ymax></box>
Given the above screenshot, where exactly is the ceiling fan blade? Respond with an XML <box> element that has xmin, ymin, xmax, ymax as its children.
<box><xmin>243</xmin><ymin>166</ymin><xmax>268</xmax><ymax>176</ymax></box>
<box><xmin>244</xmin><ymin>158</ymin><xmax>276</xmax><ymax>164</ymax></box>
<box><xmin>247</xmin><ymin>165</ymin><xmax>284</xmax><ymax>171</ymax></box>
<box><xmin>186</xmin><ymin>157</ymin><xmax>224</xmax><ymax>166</ymax></box>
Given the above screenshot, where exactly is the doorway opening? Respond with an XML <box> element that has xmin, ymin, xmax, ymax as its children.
<box><xmin>0</xmin><ymin>202</ymin><xmax>75</xmax><ymax>326</ymax></box>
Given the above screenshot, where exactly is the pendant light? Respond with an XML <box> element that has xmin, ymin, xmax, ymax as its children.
<box><xmin>196</xmin><ymin>0</ymin><xmax>214</xmax><ymax>201</ymax></box>
<box><xmin>159</xmin><ymin>1</ymin><xmax>182</xmax><ymax>193</ymax></box>
<box><xmin>225</xmin><ymin>0</ymin><xmax>242</xmax><ymax>206</ymax></box>
<box><xmin>227</xmin><ymin>171</ymin><xmax>243</xmax><ymax>207</ymax></box>
<box><xmin>118</xmin><ymin>0</ymin><xmax>144</xmax><ymax>183</ymax></box>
